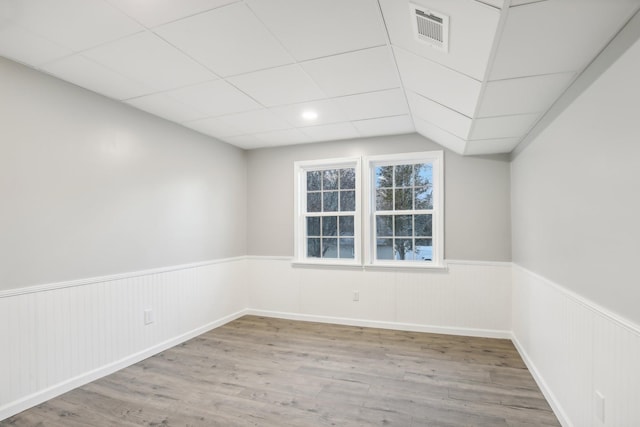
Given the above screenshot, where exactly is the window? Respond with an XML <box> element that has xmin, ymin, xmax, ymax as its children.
<box><xmin>294</xmin><ymin>151</ymin><xmax>443</xmax><ymax>268</ymax></box>
<box><xmin>294</xmin><ymin>158</ymin><xmax>361</xmax><ymax>264</ymax></box>
<box><xmin>365</xmin><ymin>151</ymin><xmax>443</xmax><ymax>267</ymax></box>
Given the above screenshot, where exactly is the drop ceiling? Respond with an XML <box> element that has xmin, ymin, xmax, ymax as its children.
<box><xmin>1</xmin><ymin>0</ymin><xmax>638</xmax><ymax>154</ymax></box>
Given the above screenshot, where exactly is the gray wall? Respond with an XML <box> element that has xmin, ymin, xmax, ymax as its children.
<box><xmin>511</xmin><ymin>36</ymin><xmax>640</xmax><ymax>324</ymax></box>
<box><xmin>0</xmin><ymin>58</ymin><xmax>247</xmax><ymax>291</ymax></box>
<box><xmin>246</xmin><ymin>134</ymin><xmax>511</xmax><ymax>261</ymax></box>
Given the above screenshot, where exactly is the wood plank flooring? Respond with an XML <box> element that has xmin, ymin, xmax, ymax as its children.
<box><xmin>1</xmin><ymin>316</ymin><xmax>560</xmax><ymax>426</ymax></box>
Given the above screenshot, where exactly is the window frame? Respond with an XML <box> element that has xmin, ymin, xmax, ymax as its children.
<box><xmin>363</xmin><ymin>151</ymin><xmax>444</xmax><ymax>269</ymax></box>
<box><xmin>293</xmin><ymin>157</ymin><xmax>362</xmax><ymax>266</ymax></box>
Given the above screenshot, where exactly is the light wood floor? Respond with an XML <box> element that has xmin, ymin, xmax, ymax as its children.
<box><xmin>2</xmin><ymin>316</ymin><xmax>560</xmax><ymax>426</ymax></box>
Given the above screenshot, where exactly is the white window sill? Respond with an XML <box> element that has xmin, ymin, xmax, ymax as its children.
<box><xmin>291</xmin><ymin>260</ymin><xmax>364</xmax><ymax>270</ymax></box>
<box><xmin>363</xmin><ymin>262</ymin><xmax>448</xmax><ymax>271</ymax></box>
<box><xmin>291</xmin><ymin>260</ymin><xmax>448</xmax><ymax>272</ymax></box>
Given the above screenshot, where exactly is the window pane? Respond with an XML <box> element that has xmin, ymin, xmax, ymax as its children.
<box><xmin>339</xmin><ymin>238</ymin><xmax>354</xmax><ymax>259</ymax></box>
<box><xmin>323</xmin><ymin>191</ymin><xmax>338</xmax><ymax>212</ymax></box>
<box><xmin>415</xmin><ymin>163</ymin><xmax>432</xmax><ymax>187</ymax></box>
<box><xmin>306</xmin><ymin>217</ymin><xmax>320</xmax><ymax>236</ymax></box>
<box><xmin>322</xmin><ymin>238</ymin><xmax>337</xmax><ymax>258</ymax></box>
<box><xmin>307</xmin><ymin>238</ymin><xmax>321</xmax><ymax>258</ymax></box>
<box><xmin>322</xmin><ymin>216</ymin><xmax>337</xmax><ymax>236</ymax></box>
<box><xmin>376</xmin><ymin>189</ymin><xmax>393</xmax><ymax>210</ymax></box>
<box><xmin>414</xmin><ymin>186</ymin><xmax>433</xmax><ymax>209</ymax></box>
<box><xmin>376</xmin><ymin>215</ymin><xmax>393</xmax><ymax>237</ymax></box>
<box><xmin>394</xmin><ymin>164</ymin><xmax>413</xmax><ymax>187</ymax></box>
<box><xmin>376</xmin><ymin>238</ymin><xmax>393</xmax><ymax>260</ymax></box>
<box><xmin>307</xmin><ymin>170</ymin><xmax>321</xmax><ymax>191</ymax></box>
<box><xmin>339</xmin><ymin>216</ymin><xmax>354</xmax><ymax>236</ymax></box>
<box><xmin>415</xmin><ymin>214</ymin><xmax>432</xmax><ymax>237</ymax></box>
<box><xmin>323</xmin><ymin>169</ymin><xmax>339</xmax><ymax>190</ymax></box>
<box><xmin>375</xmin><ymin>166</ymin><xmax>393</xmax><ymax>188</ymax></box>
<box><xmin>340</xmin><ymin>190</ymin><xmax>355</xmax><ymax>212</ymax></box>
<box><xmin>307</xmin><ymin>192</ymin><xmax>321</xmax><ymax>212</ymax></box>
<box><xmin>416</xmin><ymin>239</ymin><xmax>433</xmax><ymax>261</ymax></box>
<box><xmin>340</xmin><ymin>168</ymin><xmax>355</xmax><ymax>190</ymax></box>
<box><xmin>394</xmin><ymin>238</ymin><xmax>413</xmax><ymax>260</ymax></box>
<box><xmin>394</xmin><ymin>215</ymin><xmax>412</xmax><ymax>236</ymax></box>
<box><xmin>394</xmin><ymin>189</ymin><xmax>412</xmax><ymax>210</ymax></box>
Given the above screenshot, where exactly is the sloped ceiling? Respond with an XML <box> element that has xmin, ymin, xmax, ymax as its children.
<box><xmin>1</xmin><ymin>0</ymin><xmax>639</xmax><ymax>154</ymax></box>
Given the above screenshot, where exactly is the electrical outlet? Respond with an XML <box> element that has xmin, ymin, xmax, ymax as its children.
<box><xmin>353</xmin><ymin>291</ymin><xmax>359</xmax><ymax>302</ymax></box>
<box><xmin>144</xmin><ymin>308</ymin><xmax>154</xmax><ymax>325</ymax></box>
<box><xmin>595</xmin><ymin>391</ymin><xmax>605</xmax><ymax>422</ymax></box>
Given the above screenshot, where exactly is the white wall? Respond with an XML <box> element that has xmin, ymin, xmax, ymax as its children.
<box><xmin>0</xmin><ymin>57</ymin><xmax>249</xmax><ymax>420</ymax></box>
<box><xmin>247</xmin><ymin>257</ymin><xmax>512</xmax><ymax>338</ymax></box>
<box><xmin>510</xmin><ymin>15</ymin><xmax>640</xmax><ymax>427</ymax></box>
<box><xmin>0</xmin><ymin>57</ymin><xmax>247</xmax><ymax>291</ymax></box>
<box><xmin>510</xmin><ymin>25</ymin><xmax>640</xmax><ymax>328</ymax></box>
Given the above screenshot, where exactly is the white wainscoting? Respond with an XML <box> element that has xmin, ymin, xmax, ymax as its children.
<box><xmin>246</xmin><ymin>257</ymin><xmax>512</xmax><ymax>338</ymax></box>
<box><xmin>8</xmin><ymin>257</ymin><xmax>638</xmax><ymax>426</ymax></box>
<box><xmin>0</xmin><ymin>257</ymin><xmax>248</xmax><ymax>421</ymax></box>
<box><xmin>512</xmin><ymin>264</ymin><xmax>640</xmax><ymax>427</ymax></box>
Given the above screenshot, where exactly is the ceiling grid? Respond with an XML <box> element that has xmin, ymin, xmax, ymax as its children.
<box><xmin>0</xmin><ymin>0</ymin><xmax>638</xmax><ymax>153</ymax></box>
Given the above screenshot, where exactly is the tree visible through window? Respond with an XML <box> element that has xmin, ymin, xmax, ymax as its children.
<box><xmin>374</xmin><ymin>163</ymin><xmax>433</xmax><ymax>261</ymax></box>
<box><xmin>305</xmin><ymin>167</ymin><xmax>356</xmax><ymax>259</ymax></box>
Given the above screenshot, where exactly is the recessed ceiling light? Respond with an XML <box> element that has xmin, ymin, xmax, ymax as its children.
<box><xmin>301</xmin><ymin>110</ymin><xmax>318</xmax><ymax>121</ymax></box>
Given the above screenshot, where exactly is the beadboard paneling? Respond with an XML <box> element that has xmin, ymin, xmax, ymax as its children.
<box><xmin>512</xmin><ymin>264</ymin><xmax>640</xmax><ymax>427</ymax></box>
<box><xmin>0</xmin><ymin>258</ymin><xmax>248</xmax><ymax>421</ymax></box>
<box><xmin>247</xmin><ymin>257</ymin><xmax>512</xmax><ymax>338</ymax></box>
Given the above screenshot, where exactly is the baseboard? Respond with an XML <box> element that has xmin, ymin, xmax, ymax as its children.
<box><xmin>246</xmin><ymin>309</ymin><xmax>511</xmax><ymax>339</ymax></box>
<box><xmin>0</xmin><ymin>309</ymin><xmax>248</xmax><ymax>421</ymax></box>
<box><xmin>510</xmin><ymin>333</ymin><xmax>573</xmax><ymax>427</ymax></box>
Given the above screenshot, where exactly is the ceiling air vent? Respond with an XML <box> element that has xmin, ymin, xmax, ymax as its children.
<box><xmin>410</xmin><ymin>3</ymin><xmax>449</xmax><ymax>52</ymax></box>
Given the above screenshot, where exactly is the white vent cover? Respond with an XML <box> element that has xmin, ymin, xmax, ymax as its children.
<box><xmin>410</xmin><ymin>3</ymin><xmax>449</xmax><ymax>52</ymax></box>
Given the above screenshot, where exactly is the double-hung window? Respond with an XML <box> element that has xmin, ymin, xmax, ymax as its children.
<box><xmin>294</xmin><ymin>158</ymin><xmax>361</xmax><ymax>265</ymax></box>
<box><xmin>294</xmin><ymin>151</ymin><xmax>443</xmax><ymax>268</ymax></box>
<box><xmin>364</xmin><ymin>151</ymin><xmax>443</xmax><ymax>267</ymax></box>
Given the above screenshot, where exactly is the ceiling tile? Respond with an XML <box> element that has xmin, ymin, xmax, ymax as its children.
<box><xmin>164</xmin><ymin>80</ymin><xmax>261</xmax><ymax>117</ymax></box>
<box><xmin>155</xmin><ymin>2</ymin><xmax>294</xmax><ymax>77</ymax></box>
<box><xmin>218</xmin><ymin>109</ymin><xmax>293</xmax><ymax>134</ymax></box>
<box><xmin>183</xmin><ymin>116</ymin><xmax>244</xmax><ymax>138</ymax></box>
<box><xmin>491</xmin><ymin>0</ymin><xmax>639</xmax><ymax>80</ymax></box>
<box><xmin>334</xmin><ymin>89</ymin><xmax>408</xmax><ymax>121</ymax></box>
<box><xmin>301</xmin><ymin>46</ymin><xmax>400</xmax><ymax>97</ymax></box>
<box><xmin>464</xmin><ymin>138</ymin><xmax>521</xmax><ymax>155</ymax></box>
<box><xmin>83</xmin><ymin>31</ymin><xmax>215</xmax><ymax>92</ymax></box>
<box><xmin>379</xmin><ymin>0</ymin><xmax>501</xmax><ymax>80</ymax></box>
<box><xmin>407</xmin><ymin>91</ymin><xmax>472</xmax><ymax>139</ymax></box>
<box><xmin>395</xmin><ymin>48</ymin><xmax>482</xmax><ymax>117</ymax></box>
<box><xmin>414</xmin><ymin>118</ymin><xmax>466</xmax><ymax>155</ymax></box>
<box><xmin>41</xmin><ymin>55</ymin><xmax>152</xmax><ymax>100</ymax></box>
<box><xmin>478</xmin><ymin>72</ymin><xmax>575</xmax><ymax>117</ymax></box>
<box><xmin>301</xmin><ymin>122</ymin><xmax>360</xmax><ymax>142</ymax></box>
<box><xmin>1</xmin><ymin>0</ymin><xmax>142</xmax><ymax>51</ymax></box>
<box><xmin>125</xmin><ymin>93</ymin><xmax>206</xmax><ymax>122</ymax></box>
<box><xmin>0</xmin><ymin>24</ymin><xmax>72</xmax><ymax>66</ymax></box>
<box><xmin>469</xmin><ymin>113</ymin><xmax>539</xmax><ymax>140</ymax></box>
<box><xmin>226</xmin><ymin>64</ymin><xmax>325</xmax><ymax>107</ymax></box>
<box><xmin>270</xmin><ymin>99</ymin><xmax>349</xmax><ymax>127</ymax></box>
<box><xmin>255</xmin><ymin>128</ymin><xmax>313</xmax><ymax>146</ymax></box>
<box><xmin>105</xmin><ymin>0</ymin><xmax>240</xmax><ymax>28</ymax></box>
<box><xmin>352</xmin><ymin>115</ymin><xmax>415</xmax><ymax>137</ymax></box>
<box><xmin>245</xmin><ymin>0</ymin><xmax>386</xmax><ymax>61</ymax></box>
<box><xmin>223</xmin><ymin>134</ymin><xmax>264</xmax><ymax>149</ymax></box>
